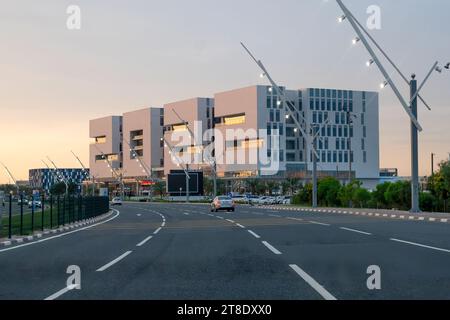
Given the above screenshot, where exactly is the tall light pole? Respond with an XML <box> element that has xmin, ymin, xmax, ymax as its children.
<box><xmin>92</xmin><ymin>144</ymin><xmax>124</xmax><ymax>199</ymax></box>
<box><xmin>163</xmin><ymin>136</ymin><xmax>191</xmax><ymax>203</ymax></box>
<box><xmin>47</xmin><ymin>157</ymin><xmax>69</xmax><ymax>196</ymax></box>
<box><xmin>171</xmin><ymin>108</ymin><xmax>218</xmax><ymax>198</ymax></box>
<box><xmin>241</xmin><ymin>42</ymin><xmax>328</xmax><ymax>208</ymax></box>
<box><xmin>0</xmin><ymin>162</ymin><xmax>20</xmax><ymax>195</ymax></box>
<box><xmin>336</xmin><ymin>0</ymin><xmax>446</xmax><ymax>213</ymax></box>
<box><xmin>71</xmin><ymin>150</ymin><xmax>94</xmax><ymax>195</ymax></box>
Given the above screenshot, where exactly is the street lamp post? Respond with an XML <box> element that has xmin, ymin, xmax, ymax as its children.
<box><xmin>336</xmin><ymin>0</ymin><xmax>446</xmax><ymax>213</ymax></box>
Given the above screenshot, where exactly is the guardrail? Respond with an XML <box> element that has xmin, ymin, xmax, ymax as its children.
<box><xmin>0</xmin><ymin>195</ymin><xmax>110</xmax><ymax>239</ymax></box>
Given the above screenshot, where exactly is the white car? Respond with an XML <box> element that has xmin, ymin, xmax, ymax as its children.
<box><xmin>111</xmin><ymin>197</ymin><xmax>123</xmax><ymax>206</ymax></box>
<box><xmin>28</xmin><ymin>200</ymin><xmax>42</xmax><ymax>208</ymax></box>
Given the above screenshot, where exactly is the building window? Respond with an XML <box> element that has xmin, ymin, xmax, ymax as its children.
<box><xmin>361</xmin><ymin>113</ymin><xmax>365</xmax><ymax>125</ymax></box>
<box><xmin>267</xmin><ymin>97</ymin><xmax>271</xmax><ymax>109</ymax></box>
<box><xmin>286</xmin><ymin>153</ymin><xmax>296</xmax><ymax>162</ymax></box>
<box><xmin>363</xmin><ymin>151</ymin><xmax>367</xmax><ymax>163</ymax></box>
<box><xmin>363</xmin><ymin>126</ymin><xmax>367</xmax><ymax>138</ymax></box>
<box><xmin>361</xmin><ymin>138</ymin><xmax>365</xmax><ymax>150</ymax></box>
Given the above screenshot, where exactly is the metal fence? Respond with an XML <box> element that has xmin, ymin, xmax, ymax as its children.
<box><xmin>0</xmin><ymin>195</ymin><xmax>110</xmax><ymax>239</ymax></box>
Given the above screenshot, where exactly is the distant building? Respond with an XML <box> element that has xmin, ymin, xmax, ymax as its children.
<box><xmin>29</xmin><ymin>168</ymin><xmax>89</xmax><ymax>193</ymax></box>
<box><xmin>380</xmin><ymin>168</ymin><xmax>398</xmax><ymax>177</ymax></box>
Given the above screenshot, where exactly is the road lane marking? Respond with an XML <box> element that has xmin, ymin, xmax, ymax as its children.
<box><xmin>248</xmin><ymin>230</ymin><xmax>261</xmax><ymax>239</ymax></box>
<box><xmin>269</xmin><ymin>214</ymin><xmax>282</xmax><ymax>218</ymax></box>
<box><xmin>309</xmin><ymin>221</ymin><xmax>331</xmax><ymax>226</ymax></box>
<box><xmin>0</xmin><ymin>209</ymin><xmax>120</xmax><ymax>254</ymax></box>
<box><xmin>44</xmin><ymin>284</ymin><xmax>78</xmax><ymax>300</ymax></box>
<box><xmin>161</xmin><ymin>221</ymin><xmax>166</xmax><ymax>227</ymax></box>
<box><xmin>136</xmin><ymin>236</ymin><xmax>153</xmax><ymax>247</ymax></box>
<box><xmin>226</xmin><ymin>219</ymin><xmax>235</xmax><ymax>223</ymax></box>
<box><xmin>339</xmin><ymin>227</ymin><xmax>372</xmax><ymax>235</ymax></box>
<box><xmin>96</xmin><ymin>251</ymin><xmax>132</xmax><ymax>272</ymax></box>
<box><xmin>216</xmin><ymin>216</ymin><xmax>224</xmax><ymax>220</ymax></box>
<box><xmin>289</xmin><ymin>265</ymin><xmax>337</xmax><ymax>301</ymax></box>
<box><xmin>287</xmin><ymin>217</ymin><xmax>303</xmax><ymax>221</ymax></box>
<box><xmin>154</xmin><ymin>227</ymin><xmax>162</xmax><ymax>234</ymax></box>
<box><xmin>390</xmin><ymin>238</ymin><xmax>450</xmax><ymax>253</ymax></box>
<box><xmin>262</xmin><ymin>241</ymin><xmax>282</xmax><ymax>255</ymax></box>
<box><xmin>183</xmin><ymin>212</ymin><xmax>189</xmax><ymax>215</ymax></box>
<box><xmin>236</xmin><ymin>223</ymin><xmax>245</xmax><ymax>229</ymax></box>
<box><xmin>136</xmin><ymin>214</ymin><xmax>142</xmax><ymax>217</ymax></box>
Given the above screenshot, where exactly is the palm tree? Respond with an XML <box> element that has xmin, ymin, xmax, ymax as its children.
<box><xmin>246</xmin><ymin>179</ymin><xmax>260</xmax><ymax>195</ymax></box>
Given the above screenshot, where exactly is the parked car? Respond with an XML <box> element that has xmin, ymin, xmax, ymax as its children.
<box><xmin>28</xmin><ymin>200</ymin><xmax>42</xmax><ymax>208</ymax></box>
<box><xmin>231</xmin><ymin>195</ymin><xmax>246</xmax><ymax>204</ymax></box>
<box><xmin>244</xmin><ymin>195</ymin><xmax>260</xmax><ymax>205</ymax></box>
<box><xmin>211</xmin><ymin>196</ymin><xmax>235</xmax><ymax>212</ymax></box>
<box><xmin>111</xmin><ymin>197</ymin><xmax>123</xmax><ymax>206</ymax></box>
<box><xmin>282</xmin><ymin>196</ymin><xmax>292</xmax><ymax>205</ymax></box>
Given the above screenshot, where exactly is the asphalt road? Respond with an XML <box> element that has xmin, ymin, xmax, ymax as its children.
<box><xmin>0</xmin><ymin>202</ymin><xmax>450</xmax><ymax>300</ymax></box>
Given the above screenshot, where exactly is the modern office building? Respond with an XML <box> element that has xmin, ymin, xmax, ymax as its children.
<box><xmin>213</xmin><ymin>85</ymin><xmax>379</xmax><ymax>185</ymax></box>
<box><xmin>89</xmin><ymin>85</ymin><xmax>380</xmax><ymax>193</ymax></box>
<box><xmin>29</xmin><ymin>168</ymin><xmax>89</xmax><ymax>193</ymax></box>
<box><xmin>89</xmin><ymin>115</ymin><xmax>123</xmax><ymax>182</ymax></box>
<box><xmin>122</xmin><ymin>107</ymin><xmax>164</xmax><ymax>180</ymax></box>
<box><xmin>90</xmin><ymin>108</ymin><xmax>164</xmax><ymax>196</ymax></box>
<box><xmin>163</xmin><ymin>97</ymin><xmax>215</xmax><ymax>175</ymax></box>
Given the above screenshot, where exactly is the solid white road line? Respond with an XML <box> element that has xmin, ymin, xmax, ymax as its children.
<box><xmin>44</xmin><ymin>284</ymin><xmax>78</xmax><ymax>300</ymax></box>
<box><xmin>96</xmin><ymin>251</ymin><xmax>132</xmax><ymax>272</ymax></box>
<box><xmin>339</xmin><ymin>227</ymin><xmax>372</xmax><ymax>236</ymax></box>
<box><xmin>248</xmin><ymin>230</ymin><xmax>261</xmax><ymax>239</ymax></box>
<box><xmin>154</xmin><ymin>227</ymin><xmax>162</xmax><ymax>235</ymax></box>
<box><xmin>289</xmin><ymin>265</ymin><xmax>337</xmax><ymax>301</ymax></box>
<box><xmin>308</xmin><ymin>221</ymin><xmax>331</xmax><ymax>226</ymax></box>
<box><xmin>390</xmin><ymin>238</ymin><xmax>450</xmax><ymax>253</ymax></box>
<box><xmin>262</xmin><ymin>241</ymin><xmax>282</xmax><ymax>255</ymax></box>
<box><xmin>0</xmin><ymin>210</ymin><xmax>119</xmax><ymax>254</ymax></box>
<box><xmin>136</xmin><ymin>235</ymin><xmax>153</xmax><ymax>247</ymax></box>
<box><xmin>236</xmin><ymin>223</ymin><xmax>245</xmax><ymax>229</ymax></box>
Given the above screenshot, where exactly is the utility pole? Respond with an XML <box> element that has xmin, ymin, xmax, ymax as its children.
<box><xmin>431</xmin><ymin>153</ymin><xmax>435</xmax><ymax>177</ymax></box>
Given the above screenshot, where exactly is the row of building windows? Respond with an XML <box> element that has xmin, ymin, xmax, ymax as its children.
<box><xmin>310</xmin><ymin>99</ymin><xmax>354</xmax><ymax>112</ymax></box>
<box><xmin>310</xmin><ymin>150</ymin><xmax>354</xmax><ymax>164</ymax></box>
<box><xmin>309</xmin><ymin>88</ymin><xmax>356</xmax><ymax>100</ymax></box>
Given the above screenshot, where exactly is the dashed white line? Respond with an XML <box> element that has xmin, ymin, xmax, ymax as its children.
<box><xmin>136</xmin><ymin>235</ymin><xmax>153</xmax><ymax>247</ymax></box>
<box><xmin>154</xmin><ymin>227</ymin><xmax>162</xmax><ymax>235</ymax></box>
<box><xmin>262</xmin><ymin>241</ymin><xmax>282</xmax><ymax>255</ymax></box>
<box><xmin>248</xmin><ymin>230</ymin><xmax>261</xmax><ymax>239</ymax></box>
<box><xmin>269</xmin><ymin>214</ymin><xmax>282</xmax><ymax>218</ymax></box>
<box><xmin>96</xmin><ymin>251</ymin><xmax>132</xmax><ymax>272</ymax></box>
<box><xmin>289</xmin><ymin>264</ymin><xmax>337</xmax><ymax>301</ymax></box>
<box><xmin>308</xmin><ymin>221</ymin><xmax>331</xmax><ymax>227</ymax></box>
<box><xmin>226</xmin><ymin>219</ymin><xmax>235</xmax><ymax>223</ymax></box>
<box><xmin>287</xmin><ymin>217</ymin><xmax>303</xmax><ymax>222</ymax></box>
<box><xmin>216</xmin><ymin>216</ymin><xmax>224</xmax><ymax>220</ymax></box>
<box><xmin>183</xmin><ymin>212</ymin><xmax>189</xmax><ymax>215</ymax></box>
<box><xmin>161</xmin><ymin>221</ymin><xmax>166</xmax><ymax>227</ymax></box>
<box><xmin>339</xmin><ymin>227</ymin><xmax>372</xmax><ymax>236</ymax></box>
<box><xmin>235</xmin><ymin>223</ymin><xmax>245</xmax><ymax>229</ymax></box>
<box><xmin>390</xmin><ymin>238</ymin><xmax>450</xmax><ymax>253</ymax></box>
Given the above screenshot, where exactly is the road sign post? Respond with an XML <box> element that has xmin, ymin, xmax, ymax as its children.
<box><xmin>410</xmin><ymin>77</ymin><xmax>420</xmax><ymax>213</ymax></box>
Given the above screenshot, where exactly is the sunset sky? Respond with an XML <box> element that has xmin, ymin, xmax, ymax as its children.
<box><xmin>1</xmin><ymin>0</ymin><xmax>449</xmax><ymax>184</ymax></box>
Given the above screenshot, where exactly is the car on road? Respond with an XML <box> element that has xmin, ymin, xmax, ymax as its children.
<box><xmin>211</xmin><ymin>196</ymin><xmax>235</xmax><ymax>212</ymax></box>
<box><xmin>111</xmin><ymin>197</ymin><xmax>123</xmax><ymax>206</ymax></box>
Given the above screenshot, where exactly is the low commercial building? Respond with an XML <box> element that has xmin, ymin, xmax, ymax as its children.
<box><xmin>29</xmin><ymin>168</ymin><xmax>89</xmax><ymax>193</ymax></box>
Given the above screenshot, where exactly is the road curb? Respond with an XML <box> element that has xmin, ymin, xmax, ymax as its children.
<box><xmin>258</xmin><ymin>206</ymin><xmax>450</xmax><ymax>225</ymax></box>
<box><xmin>0</xmin><ymin>210</ymin><xmax>114</xmax><ymax>248</ymax></box>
